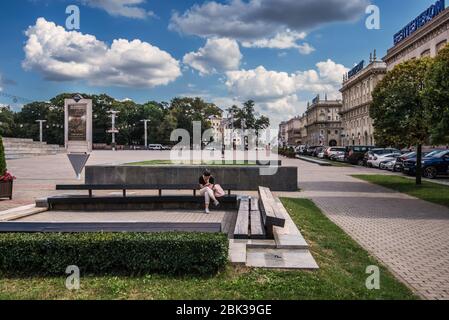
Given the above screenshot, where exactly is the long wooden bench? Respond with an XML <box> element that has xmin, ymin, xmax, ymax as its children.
<box><xmin>56</xmin><ymin>184</ymin><xmax>238</xmax><ymax>197</ymax></box>
<box><xmin>233</xmin><ymin>187</ymin><xmax>286</xmax><ymax>240</ymax></box>
<box><xmin>258</xmin><ymin>187</ymin><xmax>286</xmax><ymax>238</ymax></box>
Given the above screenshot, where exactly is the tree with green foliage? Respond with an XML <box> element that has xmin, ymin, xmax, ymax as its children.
<box><xmin>0</xmin><ymin>107</ymin><xmax>15</xmax><ymax>137</ymax></box>
<box><xmin>423</xmin><ymin>43</ymin><xmax>449</xmax><ymax>145</ymax></box>
<box><xmin>168</xmin><ymin>97</ymin><xmax>222</xmax><ymax>145</ymax></box>
<box><xmin>227</xmin><ymin>100</ymin><xmax>270</xmax><ymax>130</ymax></box>
<box><xmin>371</xmin><ymin>58</ymin><xmax>433</xmax><ymax>185</ymax></box>
<box><xmin>0</xmin><ymin>136</ymin><xmax>7</xmax><ymax>176</ymax></box>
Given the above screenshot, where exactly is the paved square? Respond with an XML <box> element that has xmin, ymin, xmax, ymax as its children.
<box><xmin>4</xmin><ymin>151</ymin><xmax>449</xmax><ymax>299</ymax></box>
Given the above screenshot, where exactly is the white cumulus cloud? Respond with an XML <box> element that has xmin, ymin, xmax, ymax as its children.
<box><xmin>22</xmin><ymin>18</ymin><xmax>181</xmax><ymax>88</ymax></box>
<box><xmin>183</xmin><ymin>38</ymin><xmax>242</xmax><ymax>76</ymax></box>
<box><xmin>224</xmin><ymin>60</ymin><xmax>349</xmax><ymax>125</ymax></box>
<box><xmin>170</xmin><ymin>0</ymin><xmax>368</xmax><ymax>51</ymax></box>
<box><xmin>81</xmin><ymin>0</ymin><xmax>155</xmax><ymax>19</ymax></box>
<box><xmin>241</xmin><ymin>30</ymin><xmax>314</xmax><ymax>54</ymax></box>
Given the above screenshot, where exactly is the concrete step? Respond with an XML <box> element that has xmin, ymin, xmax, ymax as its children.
<box><xmin>2</xmin><ymin>138</ymin><xmax>35</xmax><ymax>143</ymax></box>
<box><xmin>0</xmin><ymin>204</ymin><xmax>48</xmax><ymax>222</ymax></box>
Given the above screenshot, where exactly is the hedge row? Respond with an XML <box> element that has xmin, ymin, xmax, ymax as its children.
<box><xmin>0</xmin><ymin>232</ymin><xmax>229</xmax><ymax>276</ymax></box>
<box><xmin>279</xmin><ymin>147</ymin><xmax>296</xmax><ymax>158</ymax></box>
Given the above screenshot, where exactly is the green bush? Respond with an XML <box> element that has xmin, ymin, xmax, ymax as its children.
<box><xmin>0</xmin><ymin>232</ymin><xmax>229</xmax><ymax>276</ymax></box>
<box><xmin>0</xmin><ymin>136</ymin><xmax>6</xmax><ymax>176</ymax></box>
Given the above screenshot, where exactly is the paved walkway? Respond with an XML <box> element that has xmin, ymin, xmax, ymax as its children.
<box><xmin>4</xmin><ymin>152</ymin><xmax>449</xmax><ymax>299</ymax></box>
<box><xmin>282</xmin><ymin>157</ymin><xmax>449</xmax><ymax>300</ymax></box>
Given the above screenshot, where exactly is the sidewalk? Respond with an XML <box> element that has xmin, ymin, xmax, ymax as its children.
<box><xmin>284</xmin><ymin>157</ymin><xmax>449</xmax><ymax>300</ymax></box>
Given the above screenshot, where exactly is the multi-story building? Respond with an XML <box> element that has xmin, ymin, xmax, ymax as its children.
<box><xmin>340</xmin><ymin>52</ymin><xmax>387</xmax><ymax>146</ymax></box>
<box><xmin>278</xmin><ymin>121</ymin><xmax>288</xmax><ymax>147</ymax></box>
<box><xmin>208</xmin><ymin>115</ymin><xmax>222</xmax><ymax>144</ymax></box>
<box><xmin>304</xmin><ymin>95</ymin><xmax>343</xmax><ymax>146</ymax></box>
<box><xmin>384</xmin><ymin>0</ymin><xmax>449</xmax><ymax>70</ymax></box>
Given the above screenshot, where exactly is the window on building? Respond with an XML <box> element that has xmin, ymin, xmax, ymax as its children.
<box><xmin>437</xmin><ymin>40</ymin><xmax>447</xmax><ymax>52</ymax></box>
<box><xmin>421</xmin><ymin>49</ymin><xmax>431</xmax><ymax>57</ymax></box>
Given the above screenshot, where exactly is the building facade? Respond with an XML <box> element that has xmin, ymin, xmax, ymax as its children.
<box><xmin>340</xmin><ymin>53</ymin><xmax>387</xmax><ymax>146</ymax></box>
<box><xmin>384</xmin><ymin>1</ymin><xmax>449</xmax><ymax>70</ymax></box>
<box><xmin>278</xmin><ymin>121</ymin><xmax>288</xmax><ymax>147</ymax></box>
<box><xmin>304</xmin><ymin>95</ymin><xmax>343</xmax><ymax>147</ymax></box>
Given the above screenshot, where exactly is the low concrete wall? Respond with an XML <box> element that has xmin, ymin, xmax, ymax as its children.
<box><xmin>85</xmin><ymin>165</ymin><xmax>298</xmax><ymax>192</ymax></box>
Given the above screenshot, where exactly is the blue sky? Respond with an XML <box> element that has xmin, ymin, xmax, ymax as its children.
<box><xmin>0</xmin><ymin>0</ymin><xmax>446</xmax><ymax>126</ymax></box>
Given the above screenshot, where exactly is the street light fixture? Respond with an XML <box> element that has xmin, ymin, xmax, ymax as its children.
<box><xmin>107</xmin><ymin>110</ymin><xmax>120</xmax><ymax>151</ymax></box>
<box><xmin>140</xmin><ymin>119</ymin><xmax>151</xmax><ymax>149</ymax></box>
<box><xmin>35</xmin><ymin>120</ymin><xmax>47</xmax><ymax>142</ymax></box>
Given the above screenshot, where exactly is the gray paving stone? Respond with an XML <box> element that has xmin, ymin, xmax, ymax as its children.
<box><xmin>246</xmin><ymin>248</ymin><xmax>319</xmax><ymax>269</ymax></box>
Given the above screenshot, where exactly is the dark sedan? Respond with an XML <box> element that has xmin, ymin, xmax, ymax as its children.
<box><xmin>403</xmin><ymin>150</ymin><xmax>449</xmax><ymax>179</ymax></box>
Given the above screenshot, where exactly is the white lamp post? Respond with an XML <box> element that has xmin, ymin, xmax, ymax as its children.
<box><xmin>140</xmin><ymin>119</ymin><xmax>151</xmax><ymax>149</ymax></box>
<box><xmin>35</xmin><ymin>120</ymin><xmax>47</xmax><ymax>142</ymax></box>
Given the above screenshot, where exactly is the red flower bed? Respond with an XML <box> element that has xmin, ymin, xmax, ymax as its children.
<box><xmin>0</xmin><ymin>171</ymin><xmax>16</xmax><ymax>182</ymax></box>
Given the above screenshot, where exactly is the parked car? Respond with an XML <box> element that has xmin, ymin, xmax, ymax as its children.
<box><xmin>330</xmin><ymin>151</ymin><xmax>345</xmax><ymax>161</ymax></box>
<box><xmin>367</xmin><ymin>152</ymin><xmax>402</xmax><ymax>168</ymax></box>
<box><xmin>324</xmin><ymin>147</ymin><xmax>346</xmax><ymax>159</ymax></box>
<box><xmin>148</xmin><ymin>144</ymin><xmax>164</xmax><ymax>150</ymax></box>
<box><xmin>395</xmin><ymin>150</ymin><xmax>442</xmax><ymax>172</ymax></box>
<box><xmin>364</xmin><ymin>148</ymin><xmax>401</xmax><ymax>167</ymax></box>
<box><xmin>313</xmin><ymin>146</ymin><xmax>326</xmax><ymax>157</ymax></box>
<box><xmin>304</xmin><ymin>146</ymin><xmax>320</xmax><ymax>156</ymax></box>
<box><xmin>345</xmin><ymin>146</ymin><xmax>376</xmax><ymax>165</ymax></box>
<box><xmin>383</xmin><ymin>160</ymin><xmax>396</xmax><ymax>171</ymax></box>
<box><xmin>403</xmin><ymin>150</ymin><xmax>449</xmax><ymax>179</ymax></box>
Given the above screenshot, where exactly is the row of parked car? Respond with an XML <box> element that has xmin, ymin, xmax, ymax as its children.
<box><xmin>297</xmin><ymin>145</ymin><xmax>449</xmax><ymax>179</ymax></box>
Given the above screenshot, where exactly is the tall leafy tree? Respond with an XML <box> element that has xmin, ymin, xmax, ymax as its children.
<box><xmin>423</xmin><ymin>44</ymin><xmax>449</xmax><ymax>145</ymax></box>
<box><xmin>371</xmin><ymin>58</ymin><xmax>433</xmax><ymax>185</ymax></box>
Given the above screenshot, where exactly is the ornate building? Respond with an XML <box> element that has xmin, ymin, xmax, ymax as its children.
<box><xmin>304</xmin><ymin>95</ymin><xmax>343</xmax><ymax>147</ymax></box>
<box><xmin>384</xmin><ymin>1</ymin><xmax>449</xmax><ymax>70</ymax></box>
<box><xmin>340</xmin><ymin>52</ymin><xmax>387</xmax><ymax>146</ymax></box>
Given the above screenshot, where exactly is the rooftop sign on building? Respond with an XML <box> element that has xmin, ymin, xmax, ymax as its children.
<box><xmin>394</xmin><ymin>0</ymin><xmax>446</xmax><ymax>46</ymax></box>
<box><xmin>348</xmin><ymin>61</ymin><xmax>365</xmax><ymax>79</ymax></box>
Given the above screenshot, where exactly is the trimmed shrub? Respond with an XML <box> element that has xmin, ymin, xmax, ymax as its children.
<box><xmin>0</xmin><ymin>136</ymin><xmax>6</xmax><ymax>176</ymax></box>
<box><xmin>0</xmin><ymin>232</ymin><xmax>229</xmax><ymax>276</ymax></box>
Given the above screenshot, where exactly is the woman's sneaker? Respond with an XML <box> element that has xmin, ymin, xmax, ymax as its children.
<box><xmin>214</xmin><ymin>200</ymin><xmax>220</xmax><ymax>207</ymax></box>
<box><xmin>205</xmin><ymin>208</ymin><xmax>210</xmax><ymax>214</ymax></box>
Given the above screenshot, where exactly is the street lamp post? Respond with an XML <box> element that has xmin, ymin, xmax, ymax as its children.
<box><xmin>107</xmin><ymin>110</ymin><xmax>120</xmax><ymax>151</ymax></box>
<box><xmin>35</xmin><ymin>120</ymin><xmax>47</xmax><ymax>142</ymax></box>
<box><xmin>140</xmin><ymin>119</ymin><xmax>151</xmax><ymax>149</ymax></box>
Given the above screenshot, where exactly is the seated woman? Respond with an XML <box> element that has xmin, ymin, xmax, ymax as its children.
<box><xmin>198</xmin><ymin>169</ymin><xmax>224</xmax><ymax>214</ymax></box>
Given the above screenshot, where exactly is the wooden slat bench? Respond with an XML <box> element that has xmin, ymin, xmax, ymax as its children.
<box><xmin>258</xmin><ymin>186</ymin><xmax>286</xmax><ymax>238</ymax></box>
<box><xmin>233</xmin><ymin>190</ymin><xmax>284</xmax><ymax>240</ymax></box>
<box><xmin>56</xmin><ymin>184</ymin><xmax>238</xmax><ymax>197</ymax></box>
<box><xmin>234</xmin><ymin>198</ymin><xmax>250</xmax><ymax>239</ymax></box>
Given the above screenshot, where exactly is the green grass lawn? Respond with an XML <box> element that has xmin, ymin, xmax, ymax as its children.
<box><xmin>126</xmin><ymin>160</ymin><xmax>257</xmax><ymax>166</ymax></box>
<box><xmin>353</xmin><ymin>175</ymin><xmax>449</xmax><ymax>209</ymax></box>
<box><xmin>0</xmin><ymin>199</ymin><xmax>417</xmax><ymax>300</ymax></box>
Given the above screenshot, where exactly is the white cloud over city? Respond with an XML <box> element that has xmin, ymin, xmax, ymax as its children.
<box><xmin>183</xmin><ymin>38</ymin><xmax>242</xmax><ymax>76</ymax></box>
<box><xmin>80</xmin><ymin>0</ymin><xmax>155</xmax><ymax>19</ymax></box>
<box><xmin>22</xmin><ymin>18</ymin><xmax>181</xmax><ymax>88</ymax></box>
<box><xmin>170</xmin><ymin>0</ymin><xmax>368</xmax><ymax>51</ymax></box>
<box><xmin>224</xmin><ymin>59</ymin><xmax>349</xmax><ymax>126</ymax></box>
